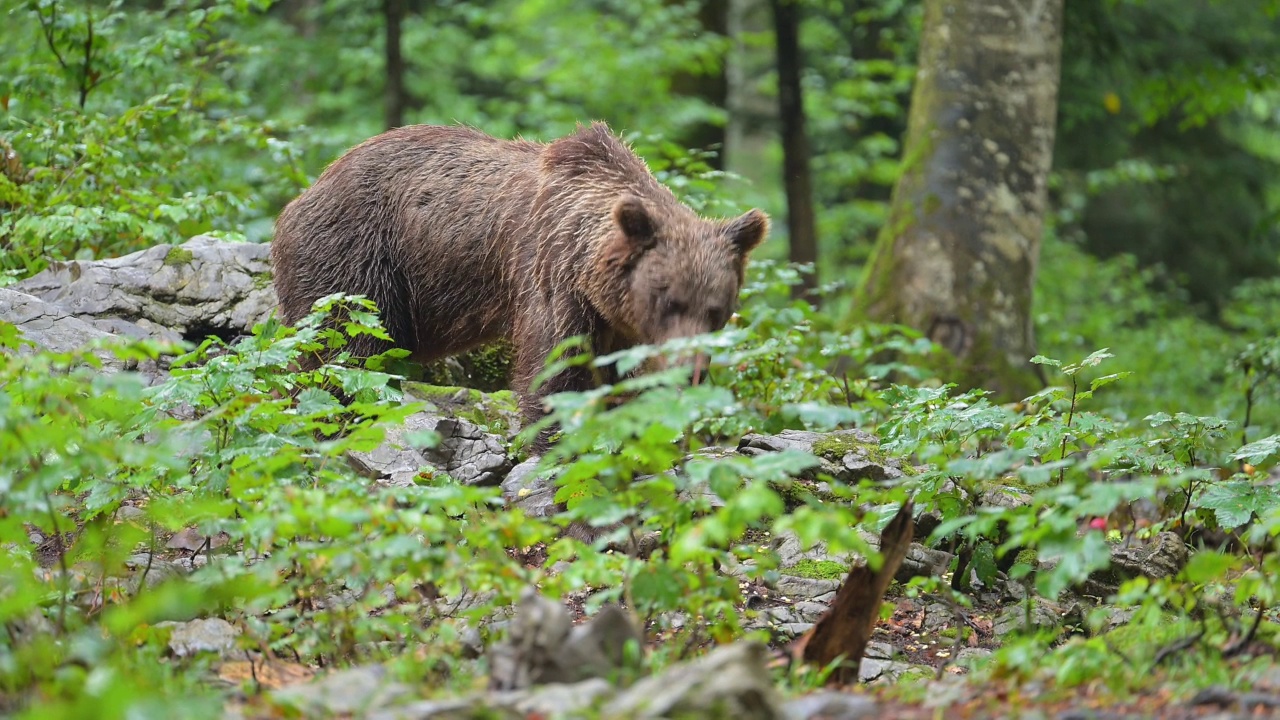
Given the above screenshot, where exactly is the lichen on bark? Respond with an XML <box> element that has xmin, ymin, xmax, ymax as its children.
<box><xmin>855</xmin><ymin>0</ymin><xmax>1064</xmax><ymax>400</ymax></box>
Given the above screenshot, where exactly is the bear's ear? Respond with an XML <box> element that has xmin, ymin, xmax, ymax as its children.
<box><xmin>613</xmin><ymin>196</ymin><xmax>656</xmax><ymax>249</ymax></box>
<box><xmin>724</xmin><ymin>209</ymin><xmax>769</xmax><ymax>255</ymax></box>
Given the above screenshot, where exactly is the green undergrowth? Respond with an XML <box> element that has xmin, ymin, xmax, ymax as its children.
<box><xmin>416</xmin><ymin>343</ymin><xmax>515</xmax><ymax>392</ymax></box>
<box><xmin>3</xmin><ymin>260</ymin><xmax>1280</xmax><ymax>717</ymax></box>
<box><xmin>1036</xmin><ymin>233</ymin><xmax>1280</xmax><ymax>434</ymax></box>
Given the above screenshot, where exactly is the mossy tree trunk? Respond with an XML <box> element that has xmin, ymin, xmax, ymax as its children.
<box><xmin>856</xmin><ymin>0</ymin><xmax>1064</xmax><ymax>399</ymax></box>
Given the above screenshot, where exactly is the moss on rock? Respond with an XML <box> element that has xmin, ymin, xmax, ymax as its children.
<box><xmin>403</xmin><ymin>382</ymin><xmax>520</xmax><ymax>436</ymax></box>
<box><xmin>163</xmin><ymin>246</ymin><xmax>195</xmax><ymax>266</ymax></box>
<box><xmin>811</xmin><ymin>432</ymin><xmax>917</xmax><ymax>476</ymax></box>
<box><xmin>786</xmin><ymin>558</ymin><xmax>849</xmax><ymax>580</ymax></box>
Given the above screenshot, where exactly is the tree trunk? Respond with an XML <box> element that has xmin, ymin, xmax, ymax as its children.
<box><xmin>770</xmin><ymin>0</ymin><xmax>818</xmax><ymax>301</ymax></box>
<box><xmin>856</xmin><ymin>0</ymin><xmax>1064</xmax><ymax>399</ymax></box>
<box><xmin>383</xmin><ymin>0</ymin><xmax>407</xmax><ymax>130</ymax></box>
<box><xmin>724</xmin><ymin>0</ymin><xmax>749</xmax><ymax>169</ymax></box>
<box><xmin>671</xmin><ymin>0</ymin><xmax>729</xmax><ymax>169</ymax></box>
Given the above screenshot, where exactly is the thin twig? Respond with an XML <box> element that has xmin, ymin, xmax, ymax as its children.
<box><xmin>1240</xmin><ymin>364</ymin><xmax>1255</xmax><ymax>453</ymax></box>
<box><xmin>44</xmin><ymin>492</ymin><xmax>70</xmax><ymax>634</ymax></box>
<box><xmin>1102</xmin><ymin>636</ymin><xmax>1134</xmax><ymax>665</ymax></box>
<box><xmin>137</xmin><ymin>520</ymin><xmax>157</xmax><ymax>594</ymax></box>
<box><xmin>247</xmin><ymin>649</ymin><xmax>260</xmax><ymax>693</ymax></box>
<box><xmin>78</xmin><ymin>9</ymin><xmax>94</xmax><ymax>109</ymax></box>
<box><xmin>1151</xmin><ymin>630</ymin><xmax>1204</xmax><ymax>667</ymax></box>
<box><xmin>1224</xmin><ymin>603</ymin><xmax>1267</xmax><ymax>658</ymax></box>
<box><xmin>1058</xmin><ymin>375</ymin><xmax>1078</xmax><ymax>485</ymax></box>
<box><xmin>37</xmin><ymin>4</ymin><xmax>72</xmax><ymax>72</ymax></box>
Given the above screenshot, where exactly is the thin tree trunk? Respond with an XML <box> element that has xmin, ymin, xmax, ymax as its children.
<box><xmin>771</xmin><ymin>0</ymin><xmax>818</xmax><ymax>300</ymax></box>
<box><xmin>383</xmin><ymin>0</ymin><xmax>407</xmax><ymax>130</ymax></box>
<box><xmin>725</xmin><ymin>0</ymin><xmax>748</xmax><ymax>168</ymax></box>
<box><xmin>671</xmin><ymin>0</ymin><xmax>729</xmax><ymax>169</ymax></box>
<box><xmin>856</xmin><ymin>0</ymin><xmax>1064</xmax><ymax>399</ymax></box>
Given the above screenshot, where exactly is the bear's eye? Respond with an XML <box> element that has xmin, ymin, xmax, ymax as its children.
<box><xmin>665</xmin><ymin>301</ymin><xmax>688</xmax><ymax>318</ymax></box>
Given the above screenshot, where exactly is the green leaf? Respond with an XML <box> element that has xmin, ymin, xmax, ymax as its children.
<box><xmin>1089</xmin><ymin>372</ymin><xmax>1131</xmax><ymax>392</ymax></box>
<box><xmin>1198</xmin><ymin>480</ymin><xmax>1277</xmax><ymax>529</ymax></box>
<box><xmin>1182</xmin><ymin>551</ymin><xmax>1237</xmax><ymax>584</ymax></box>
<box><xmin>1231</xmin><ymin>435</ymin><xmax>1280</xmax><ymax>467</ymax></box>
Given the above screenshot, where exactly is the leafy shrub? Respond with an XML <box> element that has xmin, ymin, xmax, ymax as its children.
<box><xmin>0</xmin><ymin>297</ymin><xmax>547</xmax><ymax>717</ymax></box>
<box><xmin>0</xmin><ymin>0</ymin><xmax>306</xmax><ymax>278</ymax></box>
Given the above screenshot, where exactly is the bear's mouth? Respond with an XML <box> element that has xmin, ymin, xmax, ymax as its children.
<box><xmin>651</xmin><ymin>351</ymin><xmax>711</xmax><ymax>386</ymax></box>
<box><xmin>690</xmin><ymin>352</ymin><xmax>709</xmax><ymax>386</ymax></box>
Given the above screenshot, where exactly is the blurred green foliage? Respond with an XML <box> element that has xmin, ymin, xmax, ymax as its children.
<box><xmin>1055</xmin><ymin>0</ymin><xmax>1280</xmax><ymax>311</ymax></box>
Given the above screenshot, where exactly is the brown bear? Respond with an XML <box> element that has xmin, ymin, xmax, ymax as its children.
<box><xmin>271</xmin><ymin>122</ymin><xmax>769</xmax><ymax>447</ymax></box>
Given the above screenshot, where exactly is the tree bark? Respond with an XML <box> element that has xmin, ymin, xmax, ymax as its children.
<box><xmin>383</xmin><ymin>0</ymin><xmax>407</xmax><ymax>130</ymax></box>
<box><xmin>671</xmin><ymin>0</ymin><xmax>729</xmax><ymax>169</ymax></box>
<box><xmin>770</xmin><ymin>0</ymin><xmax>818</xmax><ymax>301</ymax></box>
<box><xmin>856</xmin><ymin>0</ymin><xmax>1064</xmax><ymax>399</ymax></box>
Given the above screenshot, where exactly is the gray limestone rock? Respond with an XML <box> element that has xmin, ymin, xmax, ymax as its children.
<box><xmin>0</xmin><ymin>288</ymin><xmax>118</xmax><ymax>353</ymax></box>
<box><xmin>605</xmin><ymin>641</ymin><xmax>785</xmax><ymax>720</ymax></box>
<box><xmin>0</xmin><ymin>288</ymin><xmax>168</xmax><ymax>382</ymax></box>
<box><xmin>272</xmin><ymin>665</ymin><xmax>410</xmax><ymax>716</ymax></box>
<box><xmin>164</xmin><ymin>617</ymin><xmax>240</xmax><ymax>658</ymax></box>
<box><xmin>783</xmin><ymin>691</ymin><xmax>879</xmax><ymax>720</ymax></box>
<box><xmin>14</xmin><ymin>235</ymin><xmax>276</xmax><ymax>343</ymax></box>
<box><xmin>738</xmin><ymin>428</ymin><xmax>906</xmax><ymax>484</ymax></box>
<box><xmin>858</xmin><ymin>658</ymin><xmax>920</xmax><ymax>684</ymax></box>
<box><xmin>1110</xmin><ymin>531</ymin><xmax>1188</xmax><ymax>579</ymax></box>
<box><xmin>348</xmin><ymin>411</ymin><xmax>512</xmax><ymax>487</ymax></box>
<box><xmin>1080</xmin><ymin>531</ymin><xmax>1189</xmax><ymax>598</ymax></box>
<box><xmin>500</xmin><ymin>457</ymin><xmax>558</xmax><ymax>518</ymax></box>
<box><xmin>994</xmin><ymin>597</ymin><xmax>1064</xmax><ymax>636</ymax></box>
<box><xmin>488</xmin><ymin>588</ymin><xmax>642</xmax><ymax>691</ymax></box>
<box><xmin>898</xmin><ymin>544</ymin><xmax>954</xmax><ymax>582</ymax></box>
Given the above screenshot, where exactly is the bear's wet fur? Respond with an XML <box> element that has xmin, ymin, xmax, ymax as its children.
<box><xmin>271</xmin><ymin>122</ymin><xmax>769</xmax><ymax>447</ymax></box>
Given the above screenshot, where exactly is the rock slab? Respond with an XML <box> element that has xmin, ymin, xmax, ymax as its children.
<box><xmin>14</xmin><ymin>235</ymin><xmax>276</xmax><ymax>343</ymax></box>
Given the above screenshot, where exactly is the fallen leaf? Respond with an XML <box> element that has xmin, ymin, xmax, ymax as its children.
<box><xmin>217</xmin><ymin>660</ymin><xmax>314</xmax><ymax>690</ymax></box>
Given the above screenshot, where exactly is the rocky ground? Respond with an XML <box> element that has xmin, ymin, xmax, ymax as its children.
<box><xmin>4</xmin><ymin>236</ymin><xmax>1268</xmax><ymax>719</ymax></box>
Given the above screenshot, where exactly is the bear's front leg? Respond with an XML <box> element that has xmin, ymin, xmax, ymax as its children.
<box><xmin>512</xmin><ymin>310</ymin><xmax>601</xmax><ymax>455</ymax></box>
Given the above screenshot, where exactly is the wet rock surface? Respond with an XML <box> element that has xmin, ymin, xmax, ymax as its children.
<box><xmin>13</xmin><ymin>235</ymin><xmax>276</xmax><ymax>345</ymax></box>
<box><xmin>164</xmin><ymin>617</ymin><xmax>241</xmax><ymax>658</ymax></box>
<box><xmin>501</xmin><ymin>457</ymin><xmax>557</xmax><ymax>518</ymax></box>
<box><xmin>1</xmin><ymin>236</ymin><xmax>273</xmax><ymax>384</ymax></box>
<box><xmin>1081</xmin><ymin>531</ymin><xmax>1190</xmax><ymax>597</ymax></box>
<box><xmin>606</xmin><ymin>642</ymin><xmax>785</xmax><ymax>719</ymax></box>
<box><xmin>0</xmin><ymin>288</ymin><xmax>169</xmax><ymax>381</ymax></box>
<box><xmin>738</xmin><ymin>428</ymin><xmax>909</xmax><ymax>484</ymax></box>
<box><xmin>349</xmin><ymin>411</ymin><xmax>512</xmax><ymax>487</ymax></box>
<box><xmin>488</xmin><ymin>588</ymin><xmax>643</xmax><ymax>690</ymax></box>
<box><xmin>271</xmin><ymin>665</ymin><xmax>411</xmax><ymax>716</ymax></box>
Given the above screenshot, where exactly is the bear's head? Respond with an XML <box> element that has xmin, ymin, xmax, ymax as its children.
<box><xmin>602</xmin><ymin>195</ymin><xmax>769</xmax><ymax>356</ymax></box>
